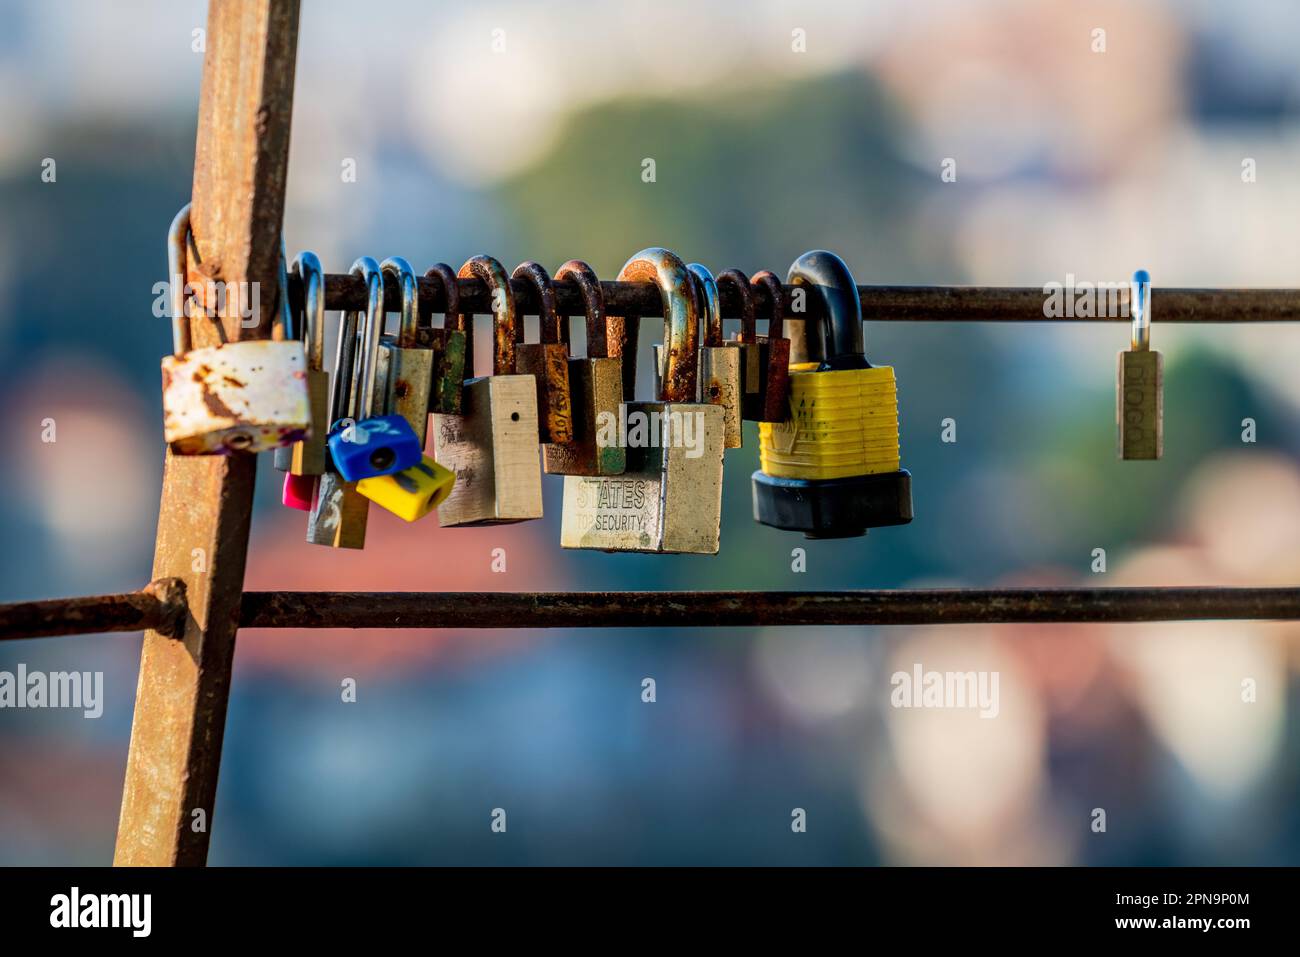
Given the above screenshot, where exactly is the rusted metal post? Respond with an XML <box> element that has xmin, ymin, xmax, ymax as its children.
<box><xmin>114</xmin><ymin>0</ymin><xmax>300</xmax><ymax>867</ymax></box>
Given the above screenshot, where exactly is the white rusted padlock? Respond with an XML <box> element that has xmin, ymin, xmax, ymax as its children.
<box><xmin>160</xmin><ymin>203</ymin><xmax>311</xmax><ymax>454</ymax></box>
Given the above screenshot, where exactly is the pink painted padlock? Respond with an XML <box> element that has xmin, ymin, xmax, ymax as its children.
<box><xmin>282</xmin><ymin>472</ymin><xmax>317</xmax><ymax>511</ymax></box>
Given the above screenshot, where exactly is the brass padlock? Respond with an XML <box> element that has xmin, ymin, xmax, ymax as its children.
<box><xmin>160</xmin><ymin>203</ymin><xmax>311</xmax><ymax>454</ymax></box>
<box><xmin>561</xmin><ymin>248</ymin><xmax>725</xmax><ymax>554</ymax></box>
<box><xmin>416</xmin><ymin>263</ymin><xmax>468</xmax><ymax>416</ymax></box>
<box><xmin>542</xmin><ymin>260</ymin><xmax>626</xmax><ymax>476</ymax></box>
<box><xmin>430</xmin><ymin>255</ymin><xmax>544</xmax><ymax>526</ymax></box>
<box><xmin>372</xmin><ymin>257</ymin><xmax>434</xmax><ymax>446</ymax></box>
<box><xmin>512</xmin><ymin>261</ymin><xmax>574</xmax><ymax>445</ymax></box>
<box><xmin>1117</xmin><ymin>269</ymin><xmax>1162</xmax><ymax>460</ymax></box>
<box><xmin>280</xmin><ymin>251</ymin><xmax>330</xmax><ymax>475</ymax></box>
<box><xmin>305</xmin><ymin>259</ymin><xmax>379</xmax><ymax>549</ymax></box>
<box><xmin>691</xmin><ymin>263</ymin><xmax>743</xmax><ymax>449</ymax></box>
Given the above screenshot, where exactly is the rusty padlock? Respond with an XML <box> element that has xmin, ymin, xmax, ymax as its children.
<box><xmin>430</xmin><ymin>255</ymin><xmax>543</xmax><ymax>526</ymax></box>
<box><xmin>371</xmin><ymin>256</ymin><xmax>434</xmax><ymax>446</ymax></box>
<box><xmin>691</xmin><ymin>263</ymin><xmax>743</xmax><ymax>449</ymax></box>
<box><xmin>542</xmin><ymin>260</ymin><xmax>626</xmax><ymax>476</ymax></box>
<box><xmin>512</xmin><ymin>261</ymin><xmax>574</xmax><ymax>445</ymax></box>
<box><xmin>561</xmin><ymin>248</ymin><xmax>725</xmax><ymax>554</ymax></box>
<box><xmin>415</xmin><ymin>262</ymin><xmax>468</xmax><ymax>416</ymax></box>
<box><xmin>160</xmin><ymin>203</ymin><xmax>310</xmax><ymax>454</ymax></box>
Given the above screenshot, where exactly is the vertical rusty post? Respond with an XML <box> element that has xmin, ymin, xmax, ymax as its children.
<box><xmin>114</xmin><ymin>0</ymin><xmax>300</xmax><ymax>867</ymax></box>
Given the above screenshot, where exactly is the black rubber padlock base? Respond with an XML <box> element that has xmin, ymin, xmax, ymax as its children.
<box><xmin>751</xmin><ymin>469</ymin><xmax>914</xmax><ymax>539</ymax></box>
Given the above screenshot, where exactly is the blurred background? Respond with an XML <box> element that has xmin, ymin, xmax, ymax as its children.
<box><xmin>3</xmin><ymin>0</ymin><xmax>1300</xmax><ymax>865</ymax></box>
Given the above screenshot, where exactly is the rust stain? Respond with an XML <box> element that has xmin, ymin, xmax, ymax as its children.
<box><xmin>200</xmin><ymin>382</ymin><xmax>238</xmax><ymax>420</ymax></box>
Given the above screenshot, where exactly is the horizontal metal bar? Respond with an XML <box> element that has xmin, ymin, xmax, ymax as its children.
<box><xmin>6</xmin><ymin>586</ymin><xmax>1298</xmax><ymax>640</ymax></box>
<box><xmin>0</xmin><ymin>579</ymin><xmax>187</xmax><ymax>641</ymax></box>
<box><xmin>303</xmin><ymin>274</ymin><xmax>1300</xmax><ymax>323</ymax></box>
<box><xmin>242</xmin><ymin>587</ymin><xmax>1300</xmax><ymax>628</ymax></box>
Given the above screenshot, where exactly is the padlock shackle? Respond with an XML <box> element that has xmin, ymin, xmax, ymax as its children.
<box><xmin>618</xmin><ymin>248</ymin><xmax>698</xmax><ymax>403</ymax></box>
<box><xmin>718</xmin><ymin>269</ymin><xmax>755</xmax><ymax>343</ymax></box>
<box><xmin>556</xmin><ymin>260</ymin><xmax>608</xmax><ymax>359</ymax></box>
<box><xmin>423</xmin><ymin>263</ymin><xmax>461</xmax><ymax>330</ymax></box>
<box><xmin>349</xmin><ymin>256</ymin><xmax>384</xmax><ymax>419</ymax></box>
<box><xmin>458</xmin><ymin>255</ymin><xmax>517</xmax><ymax>377</ymax></box>
<box><xmin>512</xmin><ymin>261</ymin><xmax>564</xmax><ymax>346</ymax></box>
<box><xmin>329</xmin><ymin>303</ymin><xmax>359</xmax><ymax>427</ymax></box>
<box><xmin>167</xmin><ymin>203</ymin><xmax>193</xmax><ymax>356</ymax></box>
<box><xmin>750</xmin><ymin>270</ymin><xmax>785</xmax><ymax>340</ymax></box>
<box><xmin>788</xmin><ymin>250</ymin><xmax>868</xmax><ymax>371</ymax></box>
<box><xmin>1130</xmin><ymin>268</ymin><xmax>1151</xmax><ymax>351</ymax></box>
<box><xmin>380</xmin><ymin>257</ymin><xmax>420</xmax><ymax>348</ymax></box>
<box><xmin>291</xmin><ymin>251</ymin><xmax>326</xmax><ymax>371</ymax></box>
<box><xmin>688</xmin><ymin>263</ymin><xmax>723</xmax><ymax>348</ymax></box>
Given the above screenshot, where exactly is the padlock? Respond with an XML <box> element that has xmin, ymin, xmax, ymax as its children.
<box><xmin>512</xmin><ymin>261</ymin><xmax>574</xmax><ymax>445</ymax></box>
<box><xmin>691</xmin><ymin>263</ymin><xmax>743</xmax><ymax>449</ymax></box>
<box><xmin>371</xmin><ymin>256</ymin><xmax>434</xmax><ymax>446</ymax></box>
<box><xmin>415</xmin><ymin>263</ymin><xmax>468</xmax><ymax>416</ymax></box>
<box><xmin>717</xmin><ymin>269</ymin><xmax>763</xmax><ymax>422</ymax></box>
<box><xmin>357</xmin><ymin>455</ymin><xmax>455</xmax><ymax>522</ymax></box>
<box><xmin>744</xmin><ymin>270</ymin><xmax>793</xmax><ymax>421</ymax></box>
<box><xmin>561</xmin><ymin>248</ymin><xmax>726</xmax><ymax>554</ymax></box>
<box><xmin>306</xmin><ymin>281</ymin><xmax>369</xmax><ymax>549</ymax></box>
<box><xmin>273</xmin><ymin>251</ymin><xmax>330</xmax><ymax>474</ymax></box>
<box><xmin>430</xmin><ymin>255</ymin><xmax>544</xmax><ymax>526</ymax></box>
<box><xmin>542</xmin><ymin>260</ymin><xmax>626</xmax><ymax>476</ymax></box>
<box><xmin>752</xmin><ymin>250</ymin><xmax>913</xmax><ymax>539</ymax></box>
<box><xmin>160</xmin><ymin>203</ymin><xmax>311</xmax><ymax>454</ymax></box>
<box><xmin>282</xmin><ymin>472</ymin><xmax>316</xmax><ymax>511</ymax></box>
<box><xmin>326</xmin><ymin>257</ymin><xmax>424</xmax><ymax>483</ymax></box>
<box><xmin>1117</xmin><ymin>269</ymin><xmax>1162</xmax><ymax>460</ymax></box>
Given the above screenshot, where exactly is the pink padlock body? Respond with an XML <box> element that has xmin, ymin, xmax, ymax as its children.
<box><xmin>282</xmin><ymin>472</ymin><xmax>317</xmax><ymax>511</ymax></box>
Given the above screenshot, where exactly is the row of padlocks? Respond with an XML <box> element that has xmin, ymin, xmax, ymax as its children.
<box><xmin>159</xmin><ymin>203</ymin><xmax>1162</xmax><ymax>554</ymax></box>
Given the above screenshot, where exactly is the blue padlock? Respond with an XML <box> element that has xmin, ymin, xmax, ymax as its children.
<box><xmin>329</xmin><ymin>413</ymin><xmax>422</xmax><ymax>481</ymax></box>
<box><xmin>325</xmin><ymin>257</ymin><xmax>424</xmax><ymax>482</ymax></box>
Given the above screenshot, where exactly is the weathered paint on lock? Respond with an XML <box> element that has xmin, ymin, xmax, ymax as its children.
<box><xmin>161</xmin><ymin>339</ymin><xmax>311</xmax><ymax>453</ymax></box>
<box><xmin>305</xmin><ymin>471</ymin><xmax>368</xmax><ymax>549</ymax></box>
<box><xmin>414</xmin><ymin>326</ymin><xmax>467</xmax><ymax>415</ymax></box>
<box><xmin>1117</xmin><ymin>349</ymin><xmax>1163</xmax><ymax>460</ymax></box>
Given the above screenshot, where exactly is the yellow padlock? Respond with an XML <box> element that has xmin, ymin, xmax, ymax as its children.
<box><xmin>759</xmin><ymin>362</ymin><xmax>900</xmax><ymax>479</ymax></box>
<box><xmin>752</xmin><ymin>250</ymin><xmax>913</xmax><ymax>538</ymax></box>
<box><xmin>357</xmin><ymin>455</ymin><xmax>455</xmax><ymax>522</ymax></box>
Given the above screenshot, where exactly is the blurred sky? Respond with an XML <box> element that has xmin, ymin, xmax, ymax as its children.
<box><xmin>2</xmin><ymin>0</ymin><xmax>1300</xmax><ymax>865</ymax></box>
